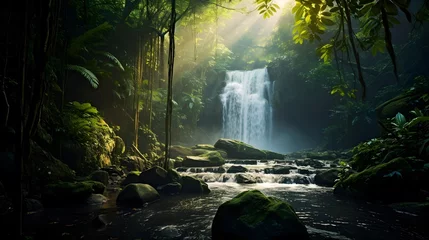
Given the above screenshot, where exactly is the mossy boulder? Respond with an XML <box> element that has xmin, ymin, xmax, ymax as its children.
<box><xmin>214</xmin><ymin>138</ymin><xmax>266</xmax><ymax>159</ymax></box>
<box><xmin>170</xmin><ymin>145</ymin><xmax>193</xmax><ymax>158</ymax></box>
<box><xmin>181</xmin><ymin>176</ymin><xmax>210</xmax><ymax>194</ymax></box>
<box><xmin>42</xmin><ymin>181</ymin><xmax>105</xmax><ymax>206</ymax></box>
<box><xmin>31</xmin><ymin>142</ymin><xmax>76</xmax><ymax>184</ymax></box>
<box><xmin>139</xmin><ymin>166</ymin><xmax>170</xmax><ymax>188</ymax></box>
<box><xmin>121</xmin><ymin>171</ymin><xmax>141</xmax><ymax>186</ymax></box>
<box><xmin>88</xmin><ymin>170</ymin><xmax>109</xmax><ymax>186</ymax></box>
<box><xmin>194</xmin><ymin>144</ymin><xmax>217</xmax><ymax>150</ymax></box>
<box><xmin>167</xmin><ymin>169</ymin><xmax>182</xmax><ymax>183</ymax></box>
<box><xmin>193</xmin><ymin>144</ymin><xmax>229</xmax><ymax>158</ymax></box>
<box><xmin>314</xmin><ymin>169</ymin><xmax>340</xmax><ymax>187</ymax></box>
<box><xmin>113</xmin><ymin>136</ymin><xmax>125</xmax><ymax>156</ymax></box>
<box><xmin>157</xmin><ymin>182</ymin><xmax>182</xmax><ymax>195</ymax></box>
<box><xmin>183</xmin><ymin>151</ymin><xmax>225</xmax><ymax>167</ymax></box>
<box><xmin>211</xmin><ymin>190</ymin><xmax>309</xmax><ymax>240</ymax></box>
<box><xmin>227</xmin><ymin>165</ymin><xmax>248</xmax><ymax>173</ymax></box>
<box><xmin>116</xmin><ymin>183</ymin><xmax>160</xmax><ymax>207</ymax></box>
<box><xmin>334</xmin><ymin>158</ymin><xmax>418</xmax><ymax>202</ymax></box>
<box><xmin>264</xmin><ymin>166</ymin><xmax>291</xmax><ymax>174</ymax></box>
<box><xmin>120</xmin><ymin>155</ymin><xmax>145</xmax><ymax>172</ymax></box>
<box><xmin>235</xmin><ymin>174</ymin><xmax>262</xmax><ymax>184</ymax></box>
<box><xmin>295</xmin><ymin>159</ymin><xmax>324</xmax><ymax>168</ymax></box>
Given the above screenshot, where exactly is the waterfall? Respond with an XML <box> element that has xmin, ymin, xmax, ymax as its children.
<box><xmin>220</xmin><ymin>68</ymin><xmax>273</xmax><ymax>149</ymax></box>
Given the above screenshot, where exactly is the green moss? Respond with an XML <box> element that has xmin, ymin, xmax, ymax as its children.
<box><xmin>43</xmin><ymin>181</ymin><xmax>105</xmax><ymax>205</ymax></box>
<box><xmin>201</xmin><ymin>151</ymin><xmax>225</xmax><ymax>164</ymax></box>
<box><xmin>194</xmin><ymin>144</ymin><xmax>216</xmax><ymax>150</ymax></box>
<box><xmin>170</xmin><ymin>145</ymin><xmax>194</xmax><ymax>158</ymax></box>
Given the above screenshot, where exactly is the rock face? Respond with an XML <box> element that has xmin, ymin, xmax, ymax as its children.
<box><xmin>116</xmin><ymin>183</ymin><xmax>160</xmax><ymax>207</ymax></box>
<box><xmin>314</xmin><ymin>169</ymin><xmax>340</xmax><ymax>187</ymax></box>
<box><xmin>214</xmin><ymin>138</ymin><xmax>283</xmax><ymax>159</ymax></box>
<box><xmin>183</xmin><ymin>151</ymin><xmax>225</xmax><ymax>167</ymax></box>
<box><xmin>334</xmin><ymin>158</ymin><xmax>418</xmax><ymax>202</ymax></box>
<box><xmin>181</xmin><ymin>176</ymin><xmax>210</xmax><ymax>194</ymax></box>
<box><xmin>211</xmin><ymin>190</ymin><xmax>309</xmax><ymax>240</ymax></box>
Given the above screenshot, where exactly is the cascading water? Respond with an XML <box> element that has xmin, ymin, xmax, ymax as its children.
<box><xmin>220</xmin><ymin>68</ymin><xmax>274</xmax><ymax>149</ymax></box>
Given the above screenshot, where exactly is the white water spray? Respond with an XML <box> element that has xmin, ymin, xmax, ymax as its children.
<box><xmin>220</xmin><ymin>68</ymin><xmax>273</xmax><ymax>149</ymax></box>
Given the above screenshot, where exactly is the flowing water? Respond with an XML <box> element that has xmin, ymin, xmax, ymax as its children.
<box><xmin>24</xmin><ymin>159</ymin><xmax>429</xmax><ymax>240</ymax></box>
<box><xmin>220</xmin><ymin>68</ymin><xmax>274</xmax><ymax>149</ymax></box>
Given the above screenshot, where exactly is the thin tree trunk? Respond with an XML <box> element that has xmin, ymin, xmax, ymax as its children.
<box><xmin>164</xmin><ymin>0</ymin><xmax>176</xmax><ymax>169</ymax></box>
<box><xmin>160</xmin><ymin>34</ymin><xmax>165</xmax><ymax>87</ymax></box>
<box><xmin>1</xmin><ymin>13</ymin><xmax>11</xmax><ymax>128</ymax></box>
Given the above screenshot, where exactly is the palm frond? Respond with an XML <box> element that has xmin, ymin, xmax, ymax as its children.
<box><xmin>66</xmin><ymin>64</ymin><xmax>99</xmax><ymax>88</ymax></box>
<box><xmin>96</xmin><ymin>51</ymin><xmax>125</xmax><ymax>71</ymax></box>
<box><xmin>68</xmin><ymin>22</ymin><xmax>113</xmax><ymax>58</ymax></box>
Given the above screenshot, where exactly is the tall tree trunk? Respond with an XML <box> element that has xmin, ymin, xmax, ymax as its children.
<box><xmin>159</xmin><ymin>34</ymin><xmax>165</xmax><ymax>88</ymax></box>
<box><xmin>164</xmin><ymin>0</ymin><xmax>176</xmax><ymax>169</ymax></box>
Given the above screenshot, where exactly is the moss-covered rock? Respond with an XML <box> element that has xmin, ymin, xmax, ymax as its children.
<box><xmin>61</xmin><ymin>102</ymin><xmax>119</xmax><ymax>175</ymax></box>
<box><xmin>167</xmin><ymin>169</ymin><xmax>182</xmax><ymax>183</ymax></box>
<box><xmin>42</xmin><ymin>181</ymin><xmax>105</xmax><ymax>205</ymax></box>
<box><xmin>214</xmin><ymin>138</ymin><xmax>266</xmax><ymax>159</ymax></box>
<box><xmin>139</xmin><ymin>166</ymin><xmax>170</xmax><ymax>188</ymax></box>
<box><xmin>194</xmin><ymin>144</ymin><xmax>217</xmax><ymax>150</ymax></box>
<box><xmin>181</xmin><ymin>176</ymin><xmax>210</xmax><ymax>194</ymax></box>
<box><xmin>334</xmin><ymin>158</ymin><xmax>418</xmax><ymax>202</ymax></box>
<box><xmin>235</xmin><ymin>174</ymin><xmax>262</xmax><ymax>184</ymax></box>
<box><xmin>183</xmin><ymin>151</ymin><xmax>225</xmax><ymax>167</ymax></box>
<box><xmin>116</xmin><ymin>183</ymin><xmax>160</xmax><ymax>207</ymax></box>
<box><xmin>295</xmin><ymin>159</ymin><xmax>324</xmax><ymax>168</ymax></box>
<box><xmin>88</xmin><ymin>170</ymin><xmax>109</xmax><ymax>186</ymax></box>
<box><xmin>170</xmin><ymin>145</ymin><xmax>194</xmax><ymax>158</ymax></box>
<box><xmin>120</xmin><ymin>155</ymin><xmax>145</xmax><ymax>172</ymax></box>
<box><xmin>157</xmin><ymin>182</ymin><xmax>182</xmax><ymax>195</ymax></box>
<box><xmin>264</xmin><ymin>166</ymin><xmax>291</xmax><ymax>174</ymax></box>
<box><xmin>227</xmin><ymin>165</ymin><xmax>248</xmax><ymax>173</ymax></box>
<box><xmin>211</xmin><ymin>190</ymin><xmax>309</xmax><ymax>240</ymax></box>
<box><xmin>314</xmin><ymin>169</ymin><xmax>340</xmax><ymax>187</ymax></box>
<box><xmin>31</xmin><ymin>142</ymin><xmax>76</xmax><ymax>184</ymax></box>
<box><xmin>113</xmin><ymin>136</ymin><xmax>125</xmax><ymax>156</ymax></box>
<box><xmin>121</xmin><ymin>171</ymin><xmax>141</xmax><ymax>186</ymax></box>
<box><xmin>193</xmin><ymin>144</ymin><xmax>229</xmax><ymax>158</ymax></box>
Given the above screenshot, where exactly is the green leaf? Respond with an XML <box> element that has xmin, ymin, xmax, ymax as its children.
<box><xmin>321</xmin><ymin>17</ymin><xmax>335</xmax><ymax>26</ymax></box>
<box><xmin>66</xmin><ymin>65</ymin><xmax>99</xmax><ymax>88</ymax></box>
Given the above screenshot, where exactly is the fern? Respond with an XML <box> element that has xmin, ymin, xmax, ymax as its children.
<box><xmin>66</xmin><ymin>64</ymin><xmax>99</xmax><ymax>88</ymax></box>
<box><xmin>96</xmin><ymin>51</ymin><xmax>124</xmax><ymax>71</ymax></box>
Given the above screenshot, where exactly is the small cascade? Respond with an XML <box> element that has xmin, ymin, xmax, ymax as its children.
<box><xmin>220</xmin><ymin>68</ymin><xmax>273</xmax><ymax>149</ymax></box>
<box><xmin>177</xmin><ymin>159</ymin><xmax>332</xmax><ymax>185</ymax></box>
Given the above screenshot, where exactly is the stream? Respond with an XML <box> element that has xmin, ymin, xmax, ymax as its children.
<box><xmin>23</xmin><ymin>159</ymin><xmax>429</xmax><ymax>240</ymax></box>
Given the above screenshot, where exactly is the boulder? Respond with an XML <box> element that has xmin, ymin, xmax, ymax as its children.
<box><xmin>157</xmin><ymin>182</ymin><xmax>182</xmax><ymax>195</ymax></box>
<box><xmin>116</xmin><ymin>183</ymin><xmax>160</xmax><ymax>207</ymax></box>
<box><xmin>314</xmin><ymin>169</ymin><xmax>340</xmax><ymax>187</ymax></box>
<box><xmin>264</xmin><ymin>166</ymin><xmax>291</xmax><ymax>174</ymax></box>
<box><xmin>42</xmin><ymin>181</ymin><xmax>105</xmax><ymax>206</ymax></box>
<box><xmin>183</xmin><ymin>151</ymin><xmax>225</xmax><ymax>167</ymax></box>
<box><xmin>24</xmin><ymin>198</ymin><xmax>44</xmax><ymax>214</ymax></box>
<box><xmin>31</xmin><ymin>142</ymin><xmax>76</xmax><ymax>184</ymax></box>
<box><xmin>113</xmin><ymin>136</ymin><xmax>125</xmax><ymax>156</ymax></box>
<box><xmin>86</xmin><ymin>194</ymin><xmax>108</xmax><ymax>205</ymax></box>
<box><xmin>211</xmin><ymin>190</ymin><xmax>309</xmax><ymax>240</ymax></box>
<box><xmin>170</xmin><ymin>145</ymin><xmax>193</xmax><ymax>158</ymax></box>
<box><xmin>181</xmin><ymin>176</ymin><xmax>210</xmax><ymax>194</ymax></box>
<box><xmin>89</xmin><ymin>170</ymin><xmax>109</xmax><ymax>186</ymax></box>
<box><xmin>121</xmin><ymin>171</ymin><xmax>141</xmax><ymax>186</ymax></box>
<box><xmin>214</xmin><ymin>166</ymin><xmax>227</xmax><ymax>173</ymax></box>
<box><xmin>214</xmin><ymin>138</ymin><xmax>266</xmax><ymax>159</ymax></box>
<box><xmin>167</xmin><ymin>169</ymin><xmax>182</xmax><ymax>183</ymax></box>
<box><xmin>227</xmin><ymin>165</ymin><xmax>248</xmax><ymax>173</ymax></box>
<box><xmin>139</xmin><ymin>166</ymin><xmax>170</xmax><ymax>188</ymax></box>
<box><xmin>334</xmin><ymin>157</ymin><xmax>417</xmax><ymax>202</ymax></box>
<box><xmin>235</xmin><ymin>174</ymin><xmax>262</xmax><ymax>184</ymax></box>
<box><xmin>298</xmin><ymin>169</ymin><xmax>312</xmax><ymax>175</ymax></box>
<box><xmin>120</xmin><ymin>155</ymin><xmax>145</xmax><ymax>172</ymax></box>
<box><xmin>295</xmin><ymin>159</ymin><xmax>324</xmax><ymax>168</ymax></box>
